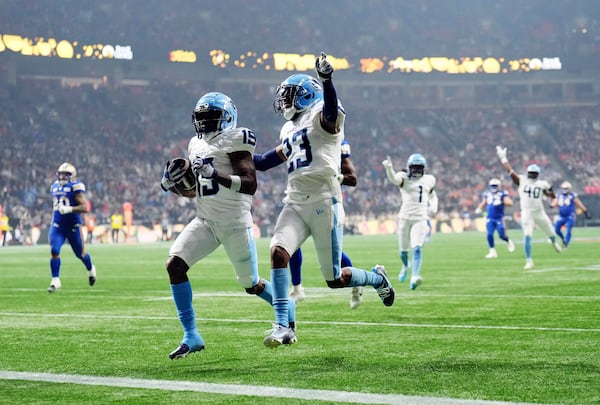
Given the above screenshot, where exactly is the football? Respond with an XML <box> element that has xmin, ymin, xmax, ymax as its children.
<box><xmin>169</xmin><ymin>157</ymin><xmax>197</xmax><ymax>197</ymax></box>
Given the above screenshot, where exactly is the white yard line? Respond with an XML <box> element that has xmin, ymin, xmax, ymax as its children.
<box><xmin>0</xmin><ymin>312</ymin><xmax>598</xmax><ymax>333</ymax></box>
<box><xmin>0</xmin><ymin>371</ymin><xmax>537</xmax><ymax>405</ymax></box>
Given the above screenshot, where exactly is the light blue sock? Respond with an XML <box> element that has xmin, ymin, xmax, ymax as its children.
<box><xmin>400</xmin><ymin>251</ymin><xmax>409</xmax><ymax>267</ymax></box>
<box><xmin>258</xmin><ymin>278</ymin><xmax>295</xmax><ymax>324</ymax></box>
<box><xmin>347</xmin><ymin>267</ymin><xmax>382</xmax><ymax>287</ymax></box>
<box><xmin>271</xmin><ymin>268</ymin><xmax>289</xmax><ymax>327</ymax></box>
<box><xmin>170</xmin><ymin>281</ymin><xmax>201</xmax><ymax>342</ymax></box>
<box><xmin>524</xmin><ymin>236</ymin><xmax>532</xmax><ymax>259</ymax></box>
<box><xmin>412</xmin><ymin>247</ymin><xmax>422</xmax><ymax>277</ymax></box>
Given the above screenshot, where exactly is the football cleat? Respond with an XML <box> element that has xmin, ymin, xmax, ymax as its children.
<box><xmin>410</xmin><ymin>276</ymin><xmax>423</xmax><ymax>290</ymax></box>
<box><xmin>168</xmin><ymin>343</ymin><xmax>205</xmax><ymax>360</ymax></box>
<box><xmin>551</xmin><ymin>237</ymin><xmax>564</xmax><ymax>253</ymax></box>
<box><xmin>289</xmin><ymin>285</ymin><xmax>305</xmax><ymax>302</ymax></box>
<box><xmin>88</xmin><ymin>265</ymin><xmax>97</xmax><ymax>286</ymax></box>
<box><xmin>372</xmin><ymin>265</ymin><xmax>394</xmax><ymax>306</ymax></box>
<box><xmin>47</xmin><ymin>278</ymin><xmax>61</xmax><ymax>293</ymax></box>
<box><xmin>350</xmin><ymin>287</ymin><xmax>363</xmax><ymax>309</ymax></box>
<box><xmin>507</xmin><ymin>239</ymin><xmax>515</xmax><ymax>253</ymax></box>
<box><xmin>263</xmin><ymin>324</ymin><xmax>297</xmax><ymax>348</ymax></box>
<box><xmin>485</xmin><ymin>249</ymin><xmax>498</xmax><ymax>259</ymax></box>
<box><xmin>524</xmin><ymin>259</ymin><xmax>534</xmax><ymax>270</ymax></box>
<box><xmin>398</xmin><ymin>266</ymin><xmax>408</xmax><ymax>282</ymax></box>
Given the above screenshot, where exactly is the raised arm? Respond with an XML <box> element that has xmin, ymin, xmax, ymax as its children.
<box><xmin>496</xmin><ymin>145</ymin><xmax>520</xmax><ymax>186</ymax></box>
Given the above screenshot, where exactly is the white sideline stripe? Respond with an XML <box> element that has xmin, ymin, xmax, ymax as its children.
<box><xmin>0</xmin><ymin>371</ymin><xmax>535</xmax><ymax>405</ymax></box>
<box><xmin>1</xmin><ymin>312</ymin><xmax>599</xmax><ymax>333</ymax></box>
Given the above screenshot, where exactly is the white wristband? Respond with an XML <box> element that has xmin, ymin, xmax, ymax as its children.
<box><xmin>500</xmin><ymin>157</ymin><xmax>508</xmax><ymax>164</ymax></box>
<box><xmin>230</xmin><ymin>175</ymin><xmax>241</xmax><ymax>192</ymax></box>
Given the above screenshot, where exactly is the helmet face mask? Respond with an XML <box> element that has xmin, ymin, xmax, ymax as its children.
<box><xmin>273</xmin><ymin>74</ymin><xmax>322</xmax><ymax>120</ymax></box>
<box><xmin>406</xmin><ymin>153</ymin><xmax>427</xmax><ymax>178</ymax></box>
<box><xmin>57</xmin><ymin>162</ymin><xmax>76</xmax><ymax>185</ymax></box>
<box><xmin>193</xmin><ymin>92</ymin><xmax>237</xmax><ymax>141</ymax></box>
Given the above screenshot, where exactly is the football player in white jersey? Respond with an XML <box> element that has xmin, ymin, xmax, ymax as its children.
<box><xmin>260</xmin><ymin>53</ymin><xmax>395</xmax><ymax>348</ymax></box>
<box><xmin>496</xmin><ymin>145</ymin><xmax>563</xmax><ymax>269</ymax></box>
<box><xmin>160</xmin><ymin>92</ymin><xmax>296</xmax><ymax>359</ymax></box>
<box><xmin>382</xmin><ymin>153</ymin><xmax>438</xmax><ymax>290</ymax></box>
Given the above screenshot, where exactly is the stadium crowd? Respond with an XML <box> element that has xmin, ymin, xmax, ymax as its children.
<box><xmin>2</xmin><ymin>0</ymin><xmax>599</xmax><ymax>242</ymax></box>
<box><xmin>2</xmin><ymin>0</ymin><xmax>599</xmax><ymax>60</ymax></box>
<box><xmin>1</xmin><ymin>79</ymin><xmax>598</xmax><ymax>243</ymax></box>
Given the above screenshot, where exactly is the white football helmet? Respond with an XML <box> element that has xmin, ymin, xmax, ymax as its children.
<box><xmin>560</xmin><ymin>181</ymin><xmax>571</xmax><ymax>193</ymax></box>
<box><xmin>489</xmin><ymin>178</ymin><xmax>501</xmax><ymax>190</ymax></box>
<box><xmin>57</xmin><ymin>162</ymin><xmax>77</xmax><ymax>185</ymax></box>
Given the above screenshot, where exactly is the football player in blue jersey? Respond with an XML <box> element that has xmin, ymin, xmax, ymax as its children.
<box><xmin>48</xmin><ymin>162</ymin><xmax>96</xmax><ymax>292</ymax></box>
<box><xmin>551</xmin><ymin>181</ymin><xmax>591</xmax><ymax>248</ymax></box>
<box><xmin>255</xmin><ymin>52</ymin><xmax>395</xmax><ymax>348</ymax></box>
<box><xmin>475</xmin><ymin>178</ymin><xmax>516</xmax><ymax>258</ymax></box>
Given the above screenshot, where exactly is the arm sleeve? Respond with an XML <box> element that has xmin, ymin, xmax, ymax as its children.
<box><xmin>254</xmin><ymin>148</ymin><xmax>285</xmax><ymax>171</ymax></box>
<box><xmin>322</xmin><ymin>80</ymin><xmax>338</xmax><ymax>123</ymax></box>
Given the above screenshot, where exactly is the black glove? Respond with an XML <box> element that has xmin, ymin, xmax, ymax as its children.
<box><xmin>584</xmin><ymin>211</ymin><xmax>591</xmax><ymax>219</ymax></box>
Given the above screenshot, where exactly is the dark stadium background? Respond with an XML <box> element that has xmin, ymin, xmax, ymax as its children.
<box><xmin>1</xmin><ymin>0</ymin><xmax>599</xmax><ymax>245</ymax></box>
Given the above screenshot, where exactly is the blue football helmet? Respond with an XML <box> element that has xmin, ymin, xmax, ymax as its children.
<box><xmin>273</xmin><ymin>74</ymin><xmax>323</xmax><ymax>120</ymax></box>
<box><xmin>527</xmin><ymin>164</ymin><xmax>541</xmax><ymax>179</ymax></box>
<box><xmin>407</xmin><ymin>153</ymin><xmax>427</xmax><ymax>178</ymax></box>
<box><xmin>192</xmin><ymin>92</ymin><xmax>237</xmax><ymax>141</ymax></box>
<box><xmin>57</xmin><ymin>162</ymin><xmax>77</xmax><ymax>186</ymax></box>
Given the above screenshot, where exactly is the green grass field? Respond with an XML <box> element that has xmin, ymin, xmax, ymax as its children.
<box><xmin>1</xmin><ymin>229</ymin><xmax>599</xmax><ymax>404</ymax></box>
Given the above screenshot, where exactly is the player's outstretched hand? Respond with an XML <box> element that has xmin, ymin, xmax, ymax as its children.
<box><xmin>382</xmin><ymin>156</ymin><xmax>393</xmax><ymax>169</ymax></box>
<box><xmin>315</xmin><ymin>52</ymin><xmax>333</xmax><ymax>81</ymax></box>
<box><xmin>496</xmin><ymin>145</ymin><xmax>508</xmax><ymax>163</ymax></box>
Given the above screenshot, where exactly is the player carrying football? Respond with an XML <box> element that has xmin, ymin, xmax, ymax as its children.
<box><xmin>160</xmin><ymin>92</ymin><xmax>296</xmax><ymax>359</ymax></box>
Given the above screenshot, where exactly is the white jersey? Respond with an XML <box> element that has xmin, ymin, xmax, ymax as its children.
<box><xmin>187</xmin><ymin>127</ymin><xmax>256</xmax><ymax>222</ymax></box>
<box><xmin>517</xmin><ymin>175</ymin><xmax>551</xmax><ymax>212</ymax></box>
<box><xmin>279</xmin><ymin>100</ymin><xmax>344</xmax><ymax>204</ymax></box>
<box><xmin>397</xmin><ymin>174</ymin><xmax>437</xmax><ymax>220</ymax></box>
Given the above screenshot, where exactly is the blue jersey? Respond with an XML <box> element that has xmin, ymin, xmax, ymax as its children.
<box><xmin>556</xmin><ymin>191</ymin><xmax>577</xmax><ymax>218</ymax></box>
<box><xmin>483</xmin><ymin>189</ymin><xmax>509</xmax><ymax>220</ymax></box>
<box><xmin>50</xmin><ymin>179</ymin><xmax>85</xmax><ymax>229</ymax></box>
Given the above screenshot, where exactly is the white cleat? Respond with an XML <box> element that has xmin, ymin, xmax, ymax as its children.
<box><xmin>485</xmin><ymin>249</ymin><xmax>498</xmax><ymax>259</ymax></box>
<box><xmin>524</xmin><ymin>259</ymin><xmax>534</xmax><ymax>270</ymax></box>
<box><xmin>350</xmin><ymin>287</ymin><xmax>363</xmax><ymax>309</ymax></box>
<box><xmin>551</xmin><ymin>238</ymin><xmax>564</xmax><ymax>253</ymax></box>
<box><xmin>289</xmin><ymin>285</ymin><xmax>305</xmax><ymax>302</ymax></box>
<box><xmin>263</xmin><ymin>324</ymin><xmax>297</xmax><ymax>348</ymax></box>
<box><xmin>507</xmin><ymin>239</ymin><xmax>515</xmax><ymax>253</ymax></box>
<box><xmin>88</xmin><ymin>265</ymin><xmax>97</xmax><ymax>286</ymax></box>
<box><xmin>410</xmin><ymin>275</ymin><xmax>423</xmax><ymax>290</ymax></box>
<box><xmin>48</xmin><ymin>277</ymin><xmax>61</xmax><ymax>293</ymax></box>
<box><xmin>398</xmin><ymin>266</ymin><xmax>408</xmax><ymax>282</ymax></box>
